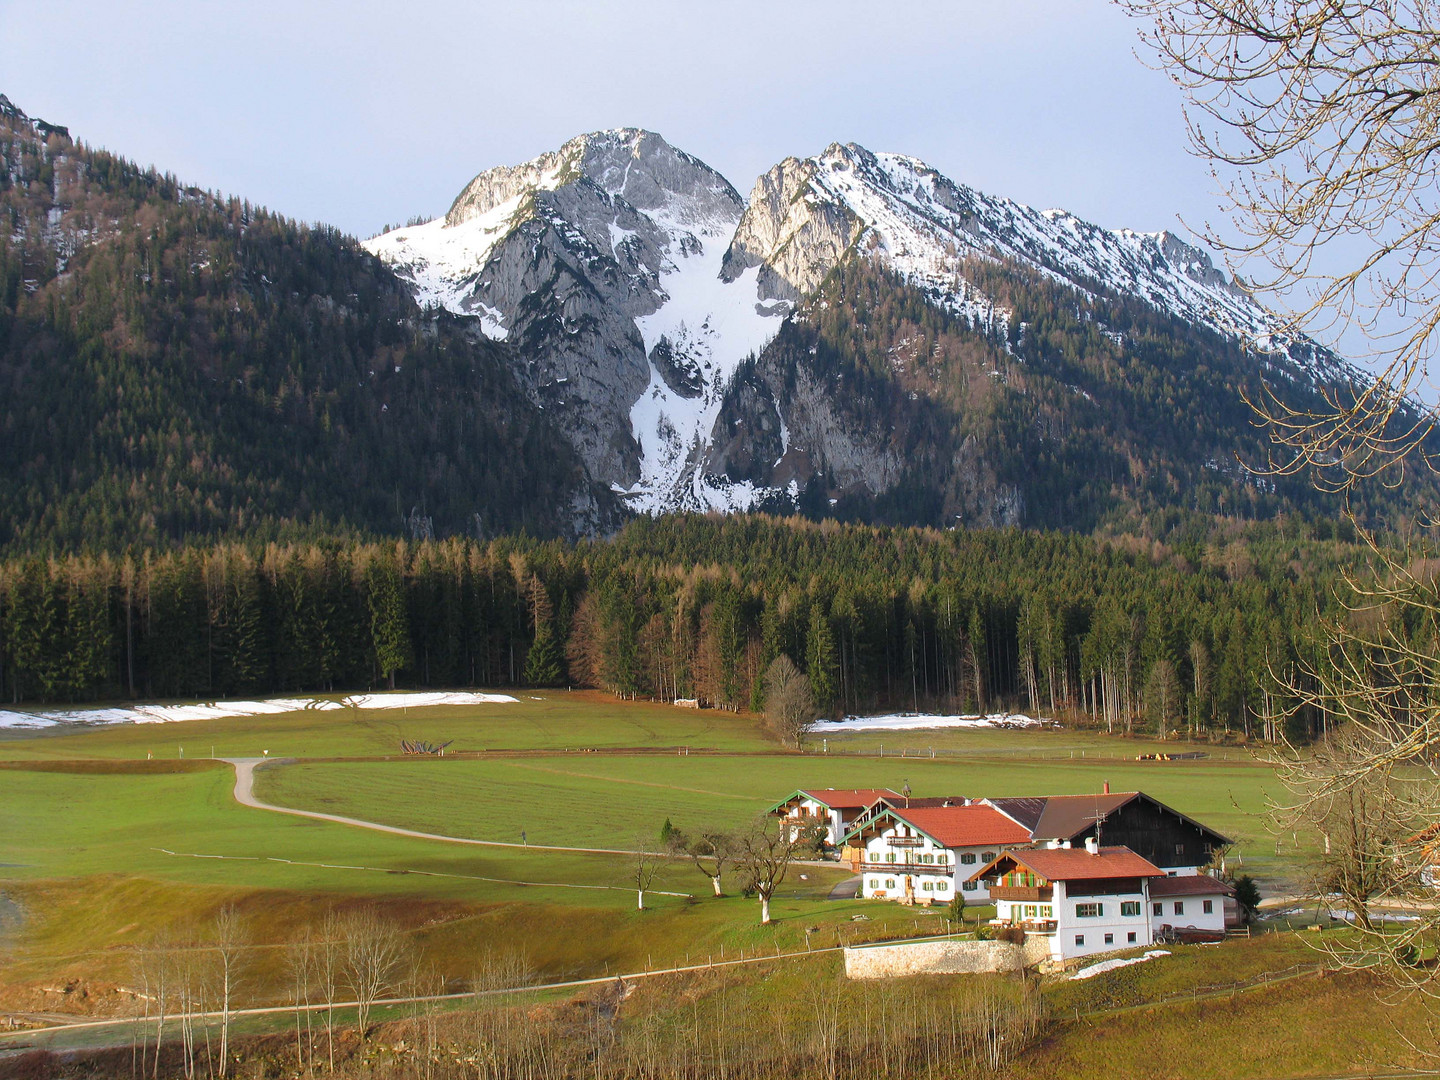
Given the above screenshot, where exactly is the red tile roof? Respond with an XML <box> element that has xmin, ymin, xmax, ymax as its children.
<box><xmin>972</xmin><ymin>846</ymin><xmax>1165</xmax><ymax>882</ymax></box>
<box><xmin>891</xmin><ymin>805</ymin><xmax>1033</xmax><ymax>848</ymax></box>
<box><xmin>1147</xmin><ymin>874</ymin><xmax>1236</xmax><ymax>898</ymax></box>
<box><xmin>798</xmin><ymin>788</ymin><xmax>898</xmax><ymax>809</ymax></box>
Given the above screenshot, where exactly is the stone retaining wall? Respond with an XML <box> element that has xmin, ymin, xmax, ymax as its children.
<box><xmin>843</xmin><ymin>937</ymin><xmax>1051</xmax><ymax>979</ymax></box>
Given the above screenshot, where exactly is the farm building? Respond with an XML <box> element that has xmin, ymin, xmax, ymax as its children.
<box><xmin>842</xmin><ymin>803</ymin><xmax>1031</xmax><ymax>903</ymax></box>
<box><xmin>972</xmin><ymin>838</ymin><xmax>1235</xmax><ymax>961</ymax></box>
<box><xmin>769</xmin><ymin>788</ymin><xmax>899</xmax><ymax>848</ymax></box>
<box><xmin>983</xmin><ymin>789</ymin><xmax>1230</xmax><ymax>873</ymax></box>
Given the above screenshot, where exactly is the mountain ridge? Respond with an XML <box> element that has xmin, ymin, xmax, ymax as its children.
<box><xmin>365</xmin><ymin>129</ymin><xmax>1366</xmax><ymax>521</ymax></box>
<box><xmin>0</xmin><ymin>96</ymin><xmax>1425</xmax><ymax>551</ymax></box>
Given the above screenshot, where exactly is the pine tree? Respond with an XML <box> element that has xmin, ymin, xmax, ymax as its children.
<box><xmin>806</xmin><ymin>603</ymin><xmax>838</xmax><ymax>717</ymax></box>
<box><xmin>365</xmin><ymin>552</ymin><xmax>413</xmax><ymax>690</ymax></box>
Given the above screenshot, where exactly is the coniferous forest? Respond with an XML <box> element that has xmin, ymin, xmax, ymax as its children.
<box><xmin>0</xmin><ymin>514</ymin><xmax>1387</xmax><ymax>743</ymax></box>
<box><xmin>2</xmin><ymin>96</ymin><xmax>1432</xmax><ymax>748</ymax></box>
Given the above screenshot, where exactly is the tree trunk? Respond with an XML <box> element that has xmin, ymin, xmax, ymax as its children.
<box><xmin>760</xmin><ymin>892</ymin><xmax>772</xmax><ymax>925</ymax></box>
<box><xmin>711</xmin><ymin>875</ymin><xmax>722</xmax><ymax>897</ymax></box>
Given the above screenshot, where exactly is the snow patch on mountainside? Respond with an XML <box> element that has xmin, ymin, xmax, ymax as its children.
<box><xmin>798</xmin><ymin>145</ymin><xmax>1270</xmax><ymax>348</ymax></box>
<box><xmin>625</xmin><ymin>234</ymin><xmax>787</xmax><ymax>513</ymax></box>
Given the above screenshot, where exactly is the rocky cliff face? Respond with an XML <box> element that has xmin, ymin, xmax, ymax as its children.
<box><xmin>366</xmin><ymin>132</ymin><xmax>1357</xmax><ymax>526</ymax></box>
<box><xmin>365</xmin><ymin>130</ymin><xmax>787</xmax><ymax>508</ymax></box>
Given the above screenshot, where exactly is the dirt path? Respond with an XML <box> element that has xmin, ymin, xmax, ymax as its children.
<box><xmin>224</xmin><ymin>759</ymin><xmax>844</xmax><ymax>873</ymax></box>
<box><xmin>224</xmin><ymin>758</ymin><xmax>650</xmax><ymax>857</ymax></box>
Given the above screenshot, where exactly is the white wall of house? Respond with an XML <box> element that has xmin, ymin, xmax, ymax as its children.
<box><xmin>1053</xmin><ymin>883</ymin><xmax>1155</xmax><ymax>960</ymax></box>
<box><xmin>857</xmin><ymin>824</ymin><xmax>958</xmax><ymax>903</ymax></box>
<box><xmin>1148</xmin><ymin>891</ymin><xmax>1227</xmax><ymax>936</ymax></box>
<box><xmin>952</xmin><ymin>846</ymin><xmax>1003</xmax><ymax>901</ymax></box>
<box><xmin>784</xmin><ymin>799</ymin><xmax>845</xmax><ymax>847</ymax></box>
<box><xmin>997</xmin><ymin>881</ymin><xmax>1154</xmax><ymax>961</ymax></box>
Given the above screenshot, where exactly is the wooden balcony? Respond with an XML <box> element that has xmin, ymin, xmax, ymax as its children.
<box><xmin>1013</xmin><ymin>919</ymin><xmax>1057</xmax><ymax>935</ymax></box>
<box><xmin>861</xmin><ymin>861</ymin><xmax>951</xmax><ymax>874</ymax></box>
<box><xmin>988</xmin><ymin>885</ymin><xmax>1054</xmax><ymax>902</ymax></box>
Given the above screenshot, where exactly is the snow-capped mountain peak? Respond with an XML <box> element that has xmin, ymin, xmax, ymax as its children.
<box><xmin>724</xmin><ymin>140</ymin><xmax>1269</xmax><ymax>347</ymax></box>
<box><xmin>365</xmin><ymin>133</ymin><xmax>1339</xmax><ymax>519</ymax></box>
<box><xmin>363</xmin><ymin>131</ymin><xmax>788</xmax><ymax>510</ymax></box>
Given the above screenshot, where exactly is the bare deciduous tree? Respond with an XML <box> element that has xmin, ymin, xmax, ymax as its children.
<box><xmin>1122</xmin><ymin>0</ymin><xmax>1440</xmax><ymax>996</ymax></box>
<box><xmin>632</xmin><ymin>838</ymin><xmax>661</xmax><ymax>910</ymax></box>
<box><xmin>734</xmin><ymin>816</ymin><xmax>799</xmax><ymax>925</ymax></box>
<box><xmin>667</xmin><ymin>828</ymin><xmax>736</xmax><ymax>897</ymax></box>
<box><xmin>764</xmin><ymin>654</ymin><xmax>815</xmax><ymax>749</ymax></box>
<box><xmin>318</xmin><ymin>908</ymin><xmax>341</xmax><ymax>1071</ymax></box>
<box><xmin>1271</xmin><ymin>727</ymin><xmax>1421</xmax><ymax>929</ymax></box>
<box><xmin>285</xmin><ymin>927</ymin><xmax>316</xmax><ymax>1076</ymax></box>
<box><xmin>1121</xmin><ymin>0</ymin><xmax>1440</xmax><ymax>488</ymax></box>
<box><xmin>211</xmin><ymin>904</ymin><xmax>247</xmax><ymax>1077</ymax></box>
<box><xmin>340</xmin><ymin>909</ymin><xmax>407</xmax><ymax>1041</ymax></box>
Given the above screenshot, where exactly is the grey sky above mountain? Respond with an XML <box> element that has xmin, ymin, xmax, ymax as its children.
<box><xmin>2</xmin><ymin>1</ymin><xmax>1204</xmax><ymax>242</ymax></box>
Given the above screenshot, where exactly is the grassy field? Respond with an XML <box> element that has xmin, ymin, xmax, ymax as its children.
<box><xmin>0</xmin><ymin>692</ymin><xmax>774</xmax><ymax>761</ymax></box>
<box><xmin>0</xmin><ymin>688</ymin><xmax>1315</xmax><ymax>1057</ymax></box>
<box><xmin>253</xmin><ymin>749</ymin><xmax>1287</xmax><ymax>869</ymax></box>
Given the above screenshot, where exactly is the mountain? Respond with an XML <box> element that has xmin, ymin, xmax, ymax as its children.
<box><xmin>0</xmin><ymin>95</ymin><xmax>610</xmax><ymax>550</ymax></box>
<box><xmin>0</xmin><ymin>97</ymin><xmax>1424</xmax><ymax>552</ymax></box>
<box><xmin>367</xmin><ymin>132</ymin><xmax>1397</xmax><ymax>528</ymax></box>
<box><xmin>366</xmin><ymin>129</ymin><xmax>790</xmax><ymax>512</ymax></box>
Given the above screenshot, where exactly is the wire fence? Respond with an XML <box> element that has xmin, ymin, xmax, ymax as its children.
<box><xmin>1065</xmin><ymin>960</ymin><xmax>1326</xmax><ymax>1023</ymax></box>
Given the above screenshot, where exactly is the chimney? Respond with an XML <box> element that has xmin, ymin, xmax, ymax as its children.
<box><xmin>1062</xmin><ymin>840</ymin><xmax>1072</xmax><ymax>849</ymax></box>
<box><xmin>1085</xmin><ymin>836</ymin><xmax>1100</xmax><ymax>856</ymax></box>
<box><xmin>1047</xmin><ymin>839</ymin><xmax>1061</xmax><ymax>849</ymax></box>
<box><xmin>1103</xmin><ymin>781</ymin><xmax>1110</xmax><ymax>795</ymax></box>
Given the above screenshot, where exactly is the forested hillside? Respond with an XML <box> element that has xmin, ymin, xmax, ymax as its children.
<box><xmin>0</xmin><ymin>95</ymin><xmax>606</xmax><ymax>551</ymax></box>
<box><xmin>0</xmin><ymin>515</ymin><xmax>1378</xmax><ymax>743</ymax></box>
<box><xmin>717</xmin><ymin>257</ymin><xmax>1433</xmax><ymax>531</ymax></box>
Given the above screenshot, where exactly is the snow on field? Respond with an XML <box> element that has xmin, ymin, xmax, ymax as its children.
<box><xmin>812</xmin><ymin>712</ymin><xmax>1048</xmax><ymax>733</ymax></box>
<box><xmin>0</xmin><ymin>692</ymin><xmax>520</xmax><ymax>730</ymax></box>
<box><xmin>1070</xmin><ymin>950</ymin><xmax>1169</xmax><ymax>980</ymax></box>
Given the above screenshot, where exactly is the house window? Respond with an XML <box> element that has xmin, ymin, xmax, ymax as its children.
<box><xmin>1174</xmin><ymin>843</ymin><xmax>1185</xmax><ymax>856</ymax></box>
<box><xmin>1127</xmin><ymin>932</ymin><xmax>1137</xmax><ymax>943</ymax></box>
<box><xmin>963</xmin><ymin>880</ymin><xmax>978</xmax><ymax>892</ymax></box>
<box><xmin>886</xmin><ymin>879</ymin><xmax>895</xmax><ymax>889</ymax></box>
<box><xmin>887</xmin><ymin>853</ymin><xmax>896</xmax><ymax>863</ymax></box>
<box><xmin>1040</xmin><ymin>906</ymin><xmax>1053</xmax><ymax>918</ymax></box>
<box><xmin>1121</xmin><ymin>901</ymin><xmax>1141</xmax><ymax>917</ymax></box>
<box><xmin>937</xmin><ymin>881</ymin><xmax>949</xmax><ymax>891</ymax></box>
<box><xmin>1024</xmin><ymin>905</ymin><xmax>1038</xmax><ymax>918</ymax></box>
<box><xmin>1174</xmin><ymin>901</ymin><xmax>1184</xmax><ymax>916</ymax></box>
<box><xmin>922</xmin><ymin>881</ymin><xmax>933</xmax><ymax>892</ymax></box>
<box><xmin>982</xmin><ymin>851</ymin><xmax>996</xmax><ymax>863</ymax></box>
<box><xmin>1075</xmin><ymin>903</ymin><xmax>1103</xmax><ymax>918</ymax></box>
<box><xmin>938</xmin><ymin>854</ymin><xmax>949</xmax><ymax>865</ymax></box>
<box><xmin>1203</xmin><ymin>900</ymin><xmax>1213</xmax><ymax>914</ymax></box>
<box><xmin>1153</xmin><ymin>903</ymin><xmax>1163</xmax><ymax>916</ymax></box>
<box><xmin>868</xmin><ymin>879</ymin><xmax>879</xmax><ymax>889</ymax></box>
<box><xmin>1075</xmin><ymin>935</ymin><xmax>1085</xmax><ymax>947</ymax></box>
<box><xmin>961</xmin><ymin>853</ymin><xmax>977</xmax><ymax>865</ymax></box>
<box><xmin>1104</xmin><ymin>933</ymin><xmax>1113</xmax><ymax>945</ymax></box>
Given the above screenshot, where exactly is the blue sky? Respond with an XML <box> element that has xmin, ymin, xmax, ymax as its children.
<box><xmin>1</xmin><ymin>1</ymin><xmax>1212</xmax><ymax>244</ymax></box>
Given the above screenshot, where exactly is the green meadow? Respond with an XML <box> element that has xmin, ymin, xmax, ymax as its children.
<box><xmin>253</xmin><ymin>747</ymin><xmax>1284</xmax><ymax>867</ymax></box>
<box><xmin>0</xmin><ymin>689</ymin><xmax>1309</xmax><ymax>1055</ymax></box>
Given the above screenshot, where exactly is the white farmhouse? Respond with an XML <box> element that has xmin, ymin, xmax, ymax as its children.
<box><xmin>768</xmin><ymin>788</ymin><xmax>898</xmax><ymax>849</ymax></box>
<box><xmin>972</xmin><ymin>840</ymin><xmax>1235</xmax><ymax>961</ymax></box>
<box><xmin>843</xmin><ymin>803</ymin><xmax>1032</xmax><ymax>905</ymax></box>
